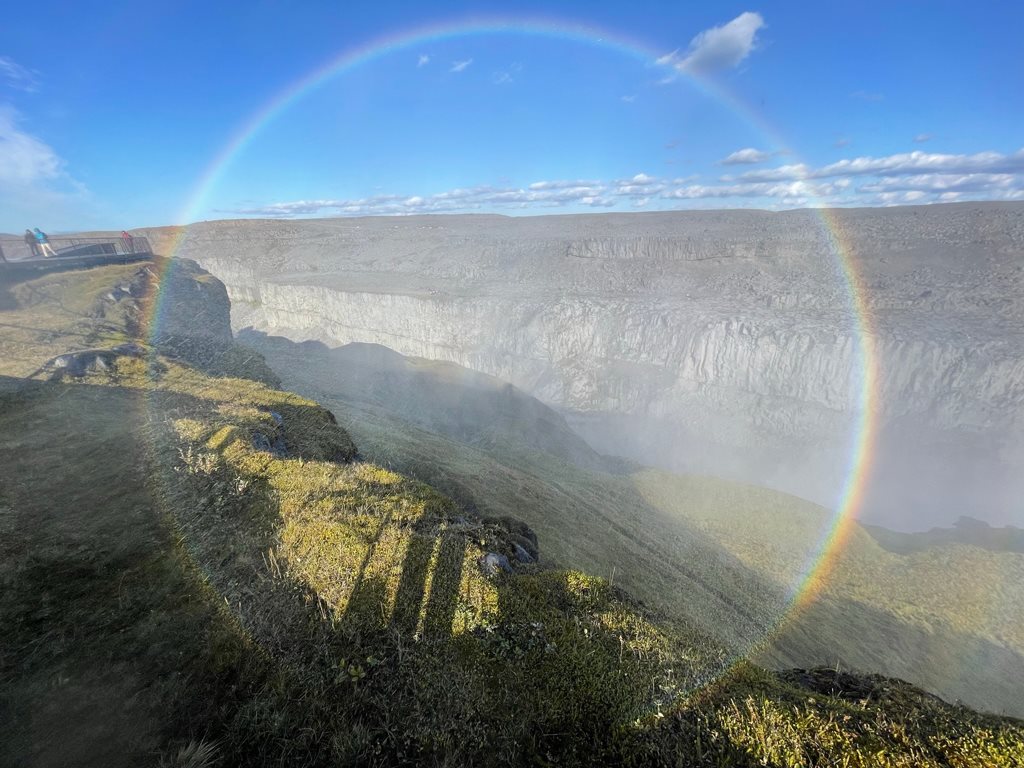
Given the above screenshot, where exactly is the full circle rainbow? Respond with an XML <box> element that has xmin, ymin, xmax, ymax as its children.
<box><xmin>148</xmin><ymin>15</ymin><xmax>879</xmax><ymax>664</ymax></box>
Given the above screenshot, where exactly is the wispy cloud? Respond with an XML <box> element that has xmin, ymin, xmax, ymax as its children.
<box><xmin>450</xmin><ymin>59</ymin><xmax>472</xmax><ymax>73</ymax></box>
<box><xmin>735</xmin><ymin>149</ymin><xmax>1024</xmax><ymax>182</ymax></box>
<box><xmin>0</xmin><ymin>105</ymin><xmax>62</xmax><ymax>183</ymax></box>
<box><xmin>721</xmin><ymin>147</ymin><xmax>772</xmax><ymax>165</ymax></box>
<box><xmin>913</xmin><ymin>133</ymin><xmax>933</xmax><ymax>143</ymax></box>
<box><xmin>658</xmin><ymin>12</ymin><xmax>765</xmax><ymax>79</ymax></box>
<box><xmin>834</xmin><ymin>136</ymin><xmax>852</xmax><ymax>148</ymax></box>
<box><xmin>858</xmin><ymin>173</ymin><xmax>1022</xmax><ymax>195</ymax></box>
<box><xmin>230</xmin><ymin>148</ymin><xmax>1024</xmax><ymax>217</ymax></box>
<box><xmin>0</xmin><ymin>56</ymin><xmax>39</xmax><ymax>93</ymax></box>
<box><xmin>620</xmin><ymin>94</ymin><xmax>636</xmax><ymax>103</ymax></box>
<box><xmin>492</xmin><ymin>63</ymin><xmax>520</xmax><ymax>85</ymax></box>
<box><xmin>417</xmin><ymin>54</ymin><xmax>430</xmax><ymax>67</ymax></box>
<box><xmin>0</xmin><ymin>105</ymin><xmax>91</xmax><ymax>229</ymax></box>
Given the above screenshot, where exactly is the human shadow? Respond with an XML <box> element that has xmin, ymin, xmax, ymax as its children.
<box><xmin>337</xmin><ymin>514</ymin><xmax>468</xmax><ymax>642</ymax></box>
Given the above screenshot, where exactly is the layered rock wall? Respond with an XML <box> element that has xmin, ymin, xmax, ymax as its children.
<box><xmin>142</xmin><ymin>204</ymin><xmax>1024</xmax><ymax>526</ymax></box>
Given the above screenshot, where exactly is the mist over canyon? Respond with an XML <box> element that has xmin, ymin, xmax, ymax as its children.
<box><xmin>144</xmin><ymin>202</ymin><xmax>1024</xmax><ymax>530</ymax></box>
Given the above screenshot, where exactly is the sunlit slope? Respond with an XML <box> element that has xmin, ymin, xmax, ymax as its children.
<box><xmin>633</xmin><ymin>471</ymin><xmax>1024</xmax><ymax>717</ymax></box>
<box><xmin>237</xmin><ymin>331</ymin><xmax>788</xmax><ymax>653</ymax></box>
<box><xmin>241</xmin><ymin>328</ymin><xmax>1024</xmax><ymax>719</ymax></box>
<box><xmin>1</xmin><ymin>261</ymin><xmax>1022</xmax><ymax>766</ymax></box>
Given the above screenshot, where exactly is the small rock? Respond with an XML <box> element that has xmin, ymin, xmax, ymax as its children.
<box><xmin>512</xmin><ymin>542</ymin><xmax>535</xmax><ymax>564</ymax></box>
<box><xmin>478</xmin><ymin>552</ymin><xmax>512</xmax><ymax>577</ymax></box>
<box><xmin>251</xmin><ymin>432</ymin><xmax>273</xmax><ymax>452</ymax></box>
<box><xmin>112</xmin><ymin>342</ymin><xmax>146</xmax><ymax>357</ymax></box>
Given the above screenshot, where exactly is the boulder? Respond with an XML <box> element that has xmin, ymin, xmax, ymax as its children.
<box><xmin>478</xmin><ymin>552</ymin><xmax>512</xmax><ymax>577</ymax></box>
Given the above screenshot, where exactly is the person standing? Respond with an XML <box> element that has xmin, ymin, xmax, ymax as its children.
<box><xmin>34</xmin><ymin>228</ymin><xmax>57</xmax><ymax>257</ymax></box>
<box><xmin>24</xmin><ymin>229</ymin><xmax>39</xmax><ymax>258</ymax></box>
<box><xmin>121</xmin><ymin>230</ymin><xmax>134</xmax><ymax>253</ymax></box>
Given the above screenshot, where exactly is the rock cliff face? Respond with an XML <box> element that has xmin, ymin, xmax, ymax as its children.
<box><xmin>143</xmin><ymin>203</ymin><xmax>1024</xmax><ymax>528</ymax></box>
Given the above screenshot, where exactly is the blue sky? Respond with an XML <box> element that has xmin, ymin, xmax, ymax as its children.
<box><xmin>1</xmin><ymin>1</ymin><xmax>1022</xmax><ymax>230</ymax></box>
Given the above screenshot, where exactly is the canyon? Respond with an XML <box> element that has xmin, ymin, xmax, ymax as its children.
<box><xmin>143</xmin><ymin>202</ymin><xmax>1024</xmax><ymax>529</ymax></box>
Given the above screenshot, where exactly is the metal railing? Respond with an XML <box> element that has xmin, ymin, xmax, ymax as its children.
<box><xmin>0</xmin><ymin>235</ymin><xmax>152</xmax><ymax>262</ymax></box>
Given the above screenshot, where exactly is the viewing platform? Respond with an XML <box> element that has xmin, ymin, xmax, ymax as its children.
<box><xmin>0</xmin><ymin>236</ymin><xmax>153</xmax><ymax>277</ymax></box>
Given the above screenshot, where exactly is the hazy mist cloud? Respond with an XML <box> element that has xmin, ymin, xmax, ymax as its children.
<box><xmin>417</xmin><ymin>54</ymin><xmax>430</xmax><ymax>67</ymax></box>
<box><xmin>450</xmin><ymin>59</ymin><xmax>472</xmax><ymax>73</ymax></box>
<box><xmin>913</xmin><ymin>133</ymin><xmax>933</xmax><ymax>143</ymax></box>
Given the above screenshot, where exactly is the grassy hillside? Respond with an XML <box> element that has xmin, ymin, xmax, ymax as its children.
<box><xmin>239</xmin><ymin>328</ymin><xmax>1024</xmax><ymax>719</ymax></box>
<box><xmin>1</xmin><ymin>260</ymin><xmax>1022</xmax><ymax>766</ymax></box>
<box><xmin>633</xmin><ymin>471</ymin><xmax>1024</xmax><ymax>718</ymax></box>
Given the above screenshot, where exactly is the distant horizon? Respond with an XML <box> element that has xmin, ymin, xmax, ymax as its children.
<box><xmin>5</xmin><ymin>197</ymin><xmax>1024</xmax><ymax>239</ymax></box>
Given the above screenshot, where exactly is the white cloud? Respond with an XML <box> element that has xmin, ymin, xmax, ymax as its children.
<box><xmin>417</xmin><ymin>54</ymin><xmax>430</xmax><ymax>67</ymax></box>
<box><xmin>663</xmin><ymin>179</ymin><xmax>845</xmax><ymax>201</ymax></box>
<box><xmin>736</xmin><ymin>149</ymin><xmax>1024</xmax><ymax>182</ymax></box>
<box><xmin>620</xmin><ymin>94</ymin><xmax>636</xmax><ymax>103</ymax></box>
<box><xmin>0</xmin><ymin>105</ymin><xmax>92</xmax><ymax>230</ymax></box>
<box><xmin>659</xmin><ymin>12</ymin><xmax>765</xmax><ymax>77</ymax></box>
<box><xmin>231</xmin><ymin>150</ymin><xmax>1024</xmax><ymax>218</ymax></box>
<box><xmin>0</xmin><ymin>105</ymin><xmax>62</xmax><ymax>183</ymax></box>
<box><xmin>0</xmin><ymin>56</ymin><xmax>39</xmax><ymax>92</ymax></box>
<box><xmin>528</xmin><ymin>179</ymin><xmax>601</xmax><ymax>191</ymax></box>
<box><xmin>721</xmin><ymin>147</ymin><xmax>771</xmax><ymax>165</ymax></box>
<box><xmin>450</xmin><ymin>59</ymin><xmax>472</xmax><ymax>73</ymax></box>
<box><xmin>913</xmin><ymin>133</ymin><xmax>932</xmax><ymax>143</ymax></box>
<box><xmin>858</xmin><ymin>173</ymin><xmax>1021</xmax><ymax>194</ymax></box>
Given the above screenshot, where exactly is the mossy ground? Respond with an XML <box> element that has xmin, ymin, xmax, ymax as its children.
<box><xmin>245</xmin><ymin>329</ymin><xmax>1024</xmax><ymax>719</ymax></box>
<box><xmin>1</xmin><ymin>262</ymin><xmax>1021</xmax><ymax>766</ymax></box>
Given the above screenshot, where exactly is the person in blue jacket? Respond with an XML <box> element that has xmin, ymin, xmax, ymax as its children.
<box><xmin>34</xmin><ymin>228</ymin><xmax>57</xmax><ymax>257</ymax></box>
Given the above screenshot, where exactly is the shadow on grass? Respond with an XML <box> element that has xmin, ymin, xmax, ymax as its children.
<box><xmin>3</xmin><ymin>371</ymin><xmax>1021</xmax><ymax>767</ymax></box>
<box><xmin>0</xmin><ymin>281</ymin><xmax>15</xmax><ymax>312</ymax></box>
<box><xmin>235</xmin><ymin>330</ymin><xmax>1024</xmax><ymax>722</ymax></box>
